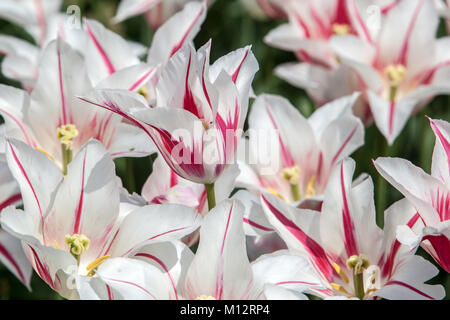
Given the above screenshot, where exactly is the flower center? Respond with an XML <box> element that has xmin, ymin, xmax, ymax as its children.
<box><xmin>65</xmin><ymin>233</ymin><xmax>90</xmax><ymax>265</ymax></box>
<box><xmin>195</xmin><ymin>295</ymin><xmax>216</xmax><ymax>300</ymax></box>
<box><xmin>57</xmin><ymin>124</ymin><xmax>79</xmax><ymax>175</ymax></box>
<box><xmin>281</xmin><ymin>166</ymin><xmax>301</xmax><ymax>201</ymax></box>
<box><xmin>384</xmin><ymin>64</ymin><xmax>406</xmax><ymax>101</ymax></box>
<box><xmin>347</xmin><ymin>254</ymin><xmax>370</xmax><ymax>299</ymax></box>
<box><xmin>332</xmin><ymin>23</ymin><xmax>351</xmax><ymax>35</ymax></box>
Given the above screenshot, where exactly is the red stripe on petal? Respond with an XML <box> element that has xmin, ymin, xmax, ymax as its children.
<box><xmin>0</xmin><ymin>241</ymin><xmax>27</xmax><ymax>284</ymax></box>
<box><xmin>396</xmin><ymin>0</ymin><xmax>424</xmax><ymax>66</ymax></box>
<box><xmin>385</xmin><ymin>280</ymin><xmax>434</xmax><ymax>299</ymax></box>
<box><xmin>231</xmin><ymin>48</ymin><xmax>249</xmax><ymax>83</ymax></box>
<box><xmin>104</xmin><ymin>278</ymin><xmax>157</xmax><ymax>299</ymax></box>
<box><xmin>261</xmin><ymin>195</ymin><xmax>335</xmax><ymax>281</ymax></box>
<box><xmin>381</xmin><ymin>212</ymin><xmax>420</xmax><ymax>278</ymax></box>
<box><xmin>340</xmin><ymin>162</ymin><xmax>358</xmax><ymax>257</ymax></box>
<box><xmin>348</xmin><ymin>0</ymin><xmax>373</xmax><ymax>44</ymax></box>
<box><xmin>8</xmin><ymin>143</ymin><xmax>45</xmax><ymax>236</ymax></box>
<box><xmin>430</xmin><ymin>118</ymin><xmax>450</xmax><ymax>178</ymax></box>
<box><xmin>331</xmin><ymin>125</ymin><xmax>359</xmax><ymax>166</ymax></box>
<box><xmin>243</xmin><ymin>217</ymin><xmax>274</xmax><ymax>232</ymax></box>
<box><xmin>86</xmin><ymin>23</ymin><xmax>116</xmax><ymax>75</ymax></box>
<box><xmin>73</xmin><ymin>148</ymin><xmax>87</xmax><ymax>234</ymax></box>
<box><xmin>128</xmin><ymin>68</ymin><xmax>156</xmax><ymax>91</ymax></box>
<box><xmin>57</xmin><ymin>46</ymin><xmax>70</xmax><ymax>125</ymax></box>
<box><xmin>0</xmin><ymin>193</ymin><xmax>22</xmax><ymax>212</ymax></box>
<box><xmin>169</xmin><ymin>6</ymin><xmax>205</xmax><ymax>58</ymax></box>
<box><xmin>134</xmin><ymin>252</ymin><xmax>179</xmax><ymax>300</ymax></box>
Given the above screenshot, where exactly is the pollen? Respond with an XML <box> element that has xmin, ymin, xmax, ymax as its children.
<box><xmin>384</xmin><ymin>64</ymin><xmax>406</xmax><ymax>87</ymax></box>
<box><xmin>281</xmin><ymin>166</ymin><xmax>300</xmax><ymax>185</ymax></box>
<box><xmin>57</xmin><ymin>124</ymin><xmax>79</xmax><ymax>150</ymax></box>
<box><xmin>195</xmin><ymin>295</ymin><xmax>216</xmax><ymax>300</ymax></box>
<box><xmin>332</xmin><ymin>23</ymin><xmax>351</xmax><ymax>35</ymax></box>
<box><xmin>86</xmin><ymin>255</ymin><xmax>110</xmax><ymax>277</ymax></box>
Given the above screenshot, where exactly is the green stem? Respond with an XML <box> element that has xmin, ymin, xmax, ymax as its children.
<box><xmin>353</xmin><ymin>272</ymin><xmax>365</xmax><ymax>300</ymax></box>
<box><xmin>205</xmin><ymin>183</ymin><xmax>216</xmax><ymax>211</ymax></box>
<box><xmin>126</xmin><ymin>158</ymin><xmax>136</xmax><ymax>193</ymax></box>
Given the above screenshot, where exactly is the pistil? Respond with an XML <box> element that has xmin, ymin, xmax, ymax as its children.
<box><xmin>281</xmin><ymin>166</ymin><xmax>301</xmax><ymax>201</ymax></box>
<box><xmin>57</xmin><ymin>124</ymin><xmax>79</xmax><ymax>175</ymax></box>
<box><xmin>65</xmin><ymin>234</ymin><xmax>90</xmax><ymax>266</ymax></box>
<box><xmin>347</xmin><ymin>254</ymin><xmax>370</xmax><ymax>299</ymax></box>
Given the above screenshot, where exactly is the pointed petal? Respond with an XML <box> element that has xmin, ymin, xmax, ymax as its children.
<box><xmin>185</xmin><ymin>200</ymin><xmax>254</xmax><ymax>300</ymax></box>
<box><xmin>0</xmin><ymin>229</ymin><xmax>32</xmax><ymax>289</ymax></box>
<box><xmin>105</xmin><ymin>203</ymin><xmax>201</xmax><ymax>257</ymax></box>
<box><xmin>148</xmin><ymin>1</ymin><xmax>206</xmax><ymax>64</ymax></box>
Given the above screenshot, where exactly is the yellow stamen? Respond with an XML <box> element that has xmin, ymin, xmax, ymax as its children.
<box><xmin>86</xmin><ymin>255</ymin><xmax>110</xmax><ymax>277</ymax></box>
<box><xmin>57</xmin><ymin>124</ymin><xmax>79</xmax><ymax>150</ymax></box>
<box><xmin>195</xmin><ymin>295</ymin><xmax>216</xmax><ymax>300</ymax></box>
<box><xmin>333</xmin><ymin>263</ymin><xmax>349</xmax><ymax>284</ymax></box>
<box><xmin>53</xmin><ymin>240</ymin><xmax>59</xmax><ymax>249</ymax></box>
<box><xmin>332</xmin><ymin>23</ymin><xmax>351</xmax><ymax>35</ymax></box>
<box><xmin>36</xmin><ymin>147</ymin><xmax>54</xmax><ymax>161</ymax></box>
<box><xmin>331</xmin><ymin>283</ymin><xmax>350</xmax><ymax>294</ymax></box>
<box><xmin>305</xmin><ymin>175</ymin><xmax>317</xmax><ymax>198</ymax></box>
<box><xmin>384</xmin><ymin>64</ymin><xmax>406</xmax><ymax>88</ymax></box>
<box><xmin>137</xmin><ymin>86</ymin><xmax>149</xmax><ymax>99</ymax></box>
<box><xmin>266</xmin><ymin>188</ymin><xmax>286</xmax><ymax>201</ymax></box>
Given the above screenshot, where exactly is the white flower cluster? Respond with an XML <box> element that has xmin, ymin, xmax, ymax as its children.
<box><xmin>0</xmin><ymin>0</ymin><xmax>447</xmax><ymax>300</ymax></box>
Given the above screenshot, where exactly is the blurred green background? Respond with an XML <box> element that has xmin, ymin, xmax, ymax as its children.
<box><xmin>0</xmin><ymin>0</ymin><xmax>448</xmax><ymax>299</ymax></box>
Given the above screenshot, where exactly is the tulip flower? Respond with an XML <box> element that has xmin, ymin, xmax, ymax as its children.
<box><xmin>0</xmin><ymin>139</ymin><xmax>201</xmax><ymax>299</ymax></box>
<box><xmin>102</xmin><ymin>1</ymin><xmax>207</xmax><ymax>104</ymax></box>
<box><xmin>331</xmin><ymin>0</ymin><xmax>450</xmax><ymax>143</ymax></box>
<box><xmin>264</xmin><ymin>0</ymin><xmax>396</xmax><ymax>121</ymax></box>
<box><xmin>374</xmin><ymin>118</ymin><xmax>450</xmax><ymax>273</ymax></box>
<box><xmin>0</xmin><ymin>38</ymin><xmax>155</xmax><ymax>175</ymax></box>
<box><xmin>89</xmin><ymin>200</ymin><xmax>323</xmax><ymax>299</ymax></box>
<box><xmin>237</xmin><ymin>93</ymin><xmax>364</xmax><ymax>207</ymax></box>
<box><xmin>80</xmin><ymin>41</ymin><xmax>258</xmax><ymax>210</ymax></box>
<box><xmin>261</xmin><ymin>158</ymin><xmax>445</xmax><ymax>299</ymax></box>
